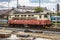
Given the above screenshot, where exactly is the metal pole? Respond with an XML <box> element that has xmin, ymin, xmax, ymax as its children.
<box><xmin>55</xmin><ymin>3</ymin><xmax>59</xmax><ymax>27</ymax></box>
<box><xmin>8</xmin><ymin>0</ymin><xmax>10</xmax><ymax>16</ymax></box>
<box><xmin>17</xmin><ymin>0</ymin><xmax>18</xmax><ymax>8</ymax></box>
<box><xmin>39</xmin><ymin>0</ymin><xmax>40</xmax><ymax>8</ymax></box>
<box><xmin>55</xmin><ymin>3</ymin><xmax>59</xmax><ymax>28</ymax></box>
<box><xmin>7</xmin><ymin>0</ymin><xmax>9</xmax><ymax>20</ymax></box>
<box><xmin>53</xmin><ymin>8</ymin><xmax>57</xmax><ymax>27</ymax></box>
<box><xmin>8</xmin><ymin>0</ymin><xmax>10</xmax><ymax>10</ymax></box>
<box><xmin>55</xmin><ymin>11</ymin><xmax>57</xmax><ymax>28</ymax></box>
<box><xmin>7</xmin><ymin>0</ymin><xmax>10</xmax><ymax>25</ymax></box>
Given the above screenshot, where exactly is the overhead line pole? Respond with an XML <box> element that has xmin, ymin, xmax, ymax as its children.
<box><xmin>39</xmin><ymin>0</ymin><xmax>40</xmax><ymax>8</ymax></box>
<box><xmin>55</xmin><ymin>3</ymin><xmax>59</xmax><ymax>27</ymax></box>
<box><xmin>8</xmin><ymin>0</ymin><xmax>10</xmax><ymax>10</ymax></box>
<box><xmin>17</xmin><ymin>0</ymin><xmax>18</xmax><ymax>8</ymax></box>
<box><xmin>7</xmin><ymin>0</ymin><xmax>10</xmax><ymax>25</ymax></box>
<box><xmin>8</xmin><ymin>0</ymin><xmax>10</xmax><ymax>17</ymax></box>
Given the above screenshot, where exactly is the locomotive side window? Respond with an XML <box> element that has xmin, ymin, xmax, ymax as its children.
<box><xmin>44</xmin><ymin>15</ymin><xmax>47</xmax><ymax>18</ymax></box>
<box><xmin>15</xmin><ymin>15</ymin><xmax>19</xmax><ymax>17</ymax></box>
<box><xmin>21</xmin><ymin>15</ymin><xmax>26</xmax><ymax>17</ymax></box>
<box><xmin>28</xmin><ymin>15</ymin><xmax>34</xmax><ymax>17</ymax></box>
<box><xmin>24</xmin><ymin>15</ymin><xmax>26</xmax><ymax>17</ymax></box>
<box><xmin>21</xmin><ymin>15</ymin><xmax>24</xmax><ymax>17</ymax></box>
<box><xmin>32</xmin><ymin>15</ymin><xmax>34</xmax><ymax>16</ymax></box>
<box><xmin>39</xmin><ymin>16</ymin><xmax>41</xmax><ymax>18</ymax></box>
<box><xmin>20</xmin><ymin>15</ymin><xmax>26</xmax><ymax>20</ymax></box>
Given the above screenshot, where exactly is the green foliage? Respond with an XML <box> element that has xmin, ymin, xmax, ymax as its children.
<box><xmin>50</xmin><ymin>12</ymin><xmax>60</xmax><ymax>16</ymax></box>
<box><xmin>57</xmin><ymin>12</ymin><xmax>60</xmax><ymax>16</ymax></box>
<box><xmin>34</xmin><ymin>7</ymin><xmax>44</xmax><ymax>13</ymax></box>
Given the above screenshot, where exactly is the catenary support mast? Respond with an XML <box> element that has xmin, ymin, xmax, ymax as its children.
<box><xmin>39</xmin><ymin>0</ymin><xmax>40</xmax><ymax>8</ymax></box>
<box><xmin>17</xmin><ymin>0</ymin><xmax>18</xmax><ymax>8</ymax></box>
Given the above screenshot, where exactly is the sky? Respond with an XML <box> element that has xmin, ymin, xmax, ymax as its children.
<box><xmin>0</xmin><ymin>0</ymin><xmax>60</xmax><ymax>11</ymax></box>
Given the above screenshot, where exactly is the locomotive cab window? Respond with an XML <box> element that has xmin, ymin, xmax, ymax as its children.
<box><xmin>44</xmin><ymin>15</ymin><xmax>47</xmax><ymax>18</ymax></box>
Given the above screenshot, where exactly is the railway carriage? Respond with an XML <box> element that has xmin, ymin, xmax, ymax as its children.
<box><xmin>8</xmin><ymin>12</ymin><xmax>51</xmax><ymax>28</ymax></box>
<box><xmin>51</xmin><ymin>16</ymin><xmax>60</xmax><ymax>22</ymax></box>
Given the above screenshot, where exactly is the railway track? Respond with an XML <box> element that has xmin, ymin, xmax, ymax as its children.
<box><xmin>2</xmin><ymin>25</ymin><xmax>60</xmax><ymax>32</ymax></box>
<box><xmin>0</xmin><ymin>26</ymin><xmax>60</xmax><ymax>35</ymax></box>
<box><xmin>0</xmin><ymin>25</ymin><xmax>60</xmax><ymax>35</ymax></box>
<box><xmin>1</xmin><ymin>24</ymin><xmax>60</xmax><ymax>32</ymax></box>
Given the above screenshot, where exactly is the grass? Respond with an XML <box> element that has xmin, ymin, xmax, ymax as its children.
<box><xmin>52</xmin><ymin>22</ymin><xmax>60</xmax><ymax>24</ymax></box>
<box><xmin>0</xmin><ymin>22</ymin><xmax>7</xmax><ymax>24</ymax></box>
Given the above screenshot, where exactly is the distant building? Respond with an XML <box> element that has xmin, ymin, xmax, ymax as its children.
<box><xmin>15</xmin><ymin>6</ymin><xmax>36</xmax><ymax>12</ymax></box>
<box><xmin>0</xmin><ymin>9</ymin><xmax>14</xmax><ymax>19</ymax></box>
<box><xmin>0</xmin><ymin>6</ymin><xmax>52</xmax><ymax>16</ymax></box>
<box><xmin>15</xmin><ymin>5</ymin><xmax>51</xmax><ymax>13</ymax></box>
<box><xmin>0</xmin><ymin>9</ymin><xmax>8</xmax><ymax>19</ymax></box>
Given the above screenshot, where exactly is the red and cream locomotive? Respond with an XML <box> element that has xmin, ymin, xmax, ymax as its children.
<box><xmin>8</xmin><ymin>12</ymin><xmax>51</xmax><ymax>28</ymax></box>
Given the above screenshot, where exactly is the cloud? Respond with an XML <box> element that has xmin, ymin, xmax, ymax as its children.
<box><xmin>0</xmin><ymin>0</ymin><xmax>58</xmax><ymax>11</ymax></box>
<box><xmin>40</xmin><ymin>3</ymin><xmax>57</xmax><ymax>11</ymax></box>
<box><xmin>0</xmin><ymin>0</ymin><xmax>14</xmax><ymax>2</ymax></box>
<box><xmin>1</xmin><ymin>2</ymin><xmax>8</xmax><ymax>7</ymax></box>
<box><xmin>49</xmin><ymin>0</ymin><xmax>57</xmax><ymax>2</ymax></box>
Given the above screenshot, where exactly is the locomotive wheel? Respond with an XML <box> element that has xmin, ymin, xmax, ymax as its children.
<box><xmin>15</xmin><ymin>24</ymin><xmax>24</xmax><ymax>28</ymax></box>
<box><xmin>45</xmin><ymin>25</ymin><xmax>51</xmax><ymax>29</ymax></box>
<box><xmin>45</xmin><ymin>26</ymin><xmax>50</xmax><ymax>28</ymax></box>
<box><xmin>24</xmin><ymin>24</ymin><xmax>28</xmax><ymax>28</ymax></box>
<box><xmin>9</xmin><ymin>24</ymin><xmax>13</xmax><ymax>27</ymax></box>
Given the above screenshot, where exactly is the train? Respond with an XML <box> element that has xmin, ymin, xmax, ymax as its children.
<box><xmin>1</xmin><ymin>12</ymin><xmax>60</xmax><ymax>28</ymax></box>
<box><xmin>8</xmin><ymin>12</ymin><xmax>52</xmax><ymax>28</ymax></box>
<box><xmin>51</xmin><ymin>16</ymin><xmax>60</xmax><ymax>22</ymax></box>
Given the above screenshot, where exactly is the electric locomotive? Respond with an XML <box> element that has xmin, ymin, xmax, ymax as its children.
<box><xmin>8</xmin><ymin>12</ymin><xmax>51</xmax><ymax>28</ymax></box>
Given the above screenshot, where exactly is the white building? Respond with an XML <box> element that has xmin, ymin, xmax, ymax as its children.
<box><xmin>15</xmin><ymin>6</ymin><xmax>36</xmax><ymax>12</ymax></box>
<box><xmin>15</xmin><ymin>6</ymin><xmax>51</xmax><ymax>13</ymax></box>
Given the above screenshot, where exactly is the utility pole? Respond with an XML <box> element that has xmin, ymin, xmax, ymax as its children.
<box><xmin>55</xmin><ymin>3</ymin><xmax>59</xmax><ymax>27</ymax></box>
<box><xmin>8</xmin><ymin>0</ymin><xmax>10</xmax><ymax>18</ymax></box>
<box><xmin>17</xmin><ymin>0</ymin><xmax>18</xmax><ymax>8</ymax></box>
<box><xmin>7</xmin><ymin>0</ymin><xmax>10</xmax><ymax>25</ymax></box>
<box><xmin>39</xmin><ymin>0</ymin><xmax>40</xmax><ymax>8</ymax></box>
<box><xmin>8</xmin><ymin>0</ymin><xmax>10</xmax><ymax>10</ymax></box>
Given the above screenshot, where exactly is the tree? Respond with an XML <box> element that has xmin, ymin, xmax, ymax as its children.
<box><xmin>34</xmin><ymin>7</ymin><xmax>44</xmax><ymax>13</ymax></box>
<box><xmin>57</xmin><ymin>12</ymin><xmax>60</xmax><ymax>16</ymax></box>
